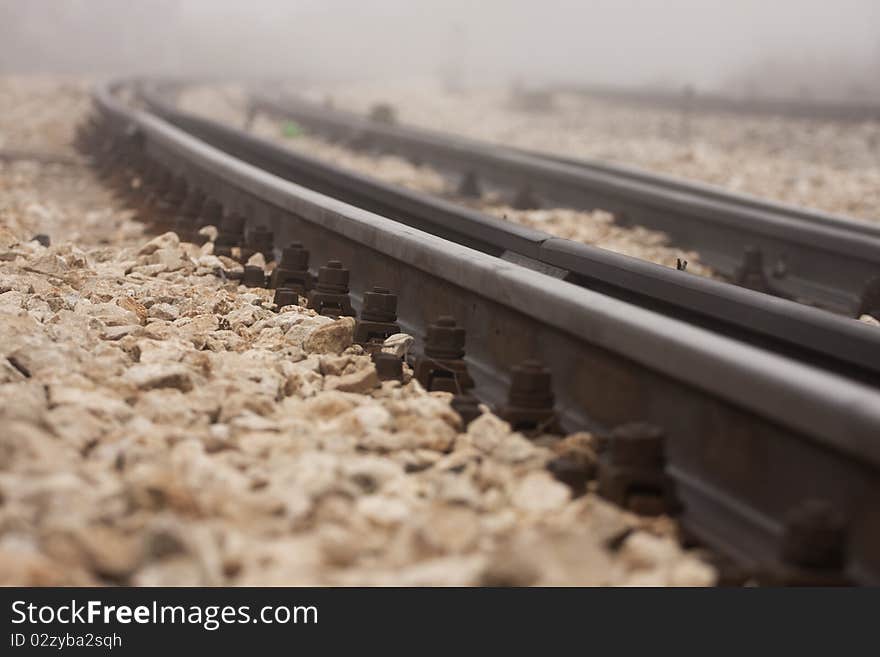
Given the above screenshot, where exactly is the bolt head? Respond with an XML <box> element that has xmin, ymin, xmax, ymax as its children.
<box><xmin>451</xmin><ymin>394</ymin><xmax>481</xmax><ymax>426</ymax></box>
<box><xmin>222</xmin><ymin>213</ymin><xmax>245</xmax><ymax>233</ymax></box>
<box><xmin>362</xmin><ymin>287</ymin><xmax>397</xmax><ymax>321</ymax></box>
<box><xmin>317</xmin><ymin>260</ymin><xmax>349</xmax><ymax>291</ymax></box>
<box><xmin>372</xmin><ymin>352</ymin><xmax>403</xmax><ymax>381</ymax></box>
<box><xmin>242</xmin><ymin>265</ymin><xmax>266</xmax><ymax>288</ymax></box>
<box><xmin>609</xmin><ymin>422</ymin><xmax>665</xmax><ymax>468</ymax></box>
<box><xmin>425</xmin><ymin>316</ymin><xmax>466</xmax><ymax>358</ymax></box>
<box><xmin>510</xmin><ymin>360</ymin><xmax>551</xmax><ymax>391</ymax></box>
<box><xmin>199</xmin><ymin>199</ymin><xmax>223</xmax><ymax>223</ymax></box>
<box><xmin>280</xmin><ymin>244</ymin><xmax>309</xmax><ymax>270</ymax></box>
<box><xmin>781</xmin><ymin>499</ymin><xmax>847</xmax><ymax>570</ymax></box>
<box><xmin>742</xmin><ymin>245</ymin><xmax>765</xmax><ymax>271</ymax></box>
<box><xmin>547</xmin><ymin>456</ymin><xmax>590</xmax><ymax>496</ymax></box>
<box><xmin>273</xmin><ymin>287</ymin><xmax>298</xmax><ymax>308</ymax></box>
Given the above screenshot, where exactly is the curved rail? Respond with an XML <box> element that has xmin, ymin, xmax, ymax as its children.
<box><xmin>249</xmin><ymin>90</ymin><xmax>880</xmax><ymax>316</ymax></box>
<box><xmin>93</xmin><ymin>80</ymin><xmax>880</xmax><ymax>584</ymax></box>
<box><xmin>138</xmin><ymin>83</ymin><xmax>880</xmax><ymax>385</ymax></box>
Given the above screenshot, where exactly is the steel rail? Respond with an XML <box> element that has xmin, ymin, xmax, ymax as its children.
<box><xmin>552</xmin><ymin>82</ymin><xmax>880</xmax><ymax>123</ymax></box>
<box><xmin>94</xmin><ymin>79</ymin><xmax>880</xmax><ymax>584</ymax></box>
<box><xmin>248</xmin><ymin>90</ymin><xmax>880</xmax><ymax>317</ymax></box>
<box><xmin>137</xmin><ymin>84</ymin><xmax>880</xmax><ymax>385</ymax></box>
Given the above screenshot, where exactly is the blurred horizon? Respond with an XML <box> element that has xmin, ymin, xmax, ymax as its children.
<box><xmin>1</xmin><ymin>0</ymin><xmax>879</xmax><ymax>102</ymax></box>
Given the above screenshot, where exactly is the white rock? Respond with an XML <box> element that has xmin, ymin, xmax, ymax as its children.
<box><xmin>137</xmin><ymin>232</ymin><xmax>180</xmax><ymax>256</ymax></box>
<box><xmin>511</xmin><ymin>472</ymin><xmax>571</xmax><ymax>513</ymax></box>
<box><xmin>381</xmin><ymin>333</ymin><xmax>414</xmax><ymax>358</ymax></box>
<box><xmin>303</xmin><ymin>316</ymin><xmax>356</xmax><ymax>354</ymax></box>
<box><xmin>468</xmin><ymin>413</ymin><xmax>512</xmax><ymax>453</ymax></box>
<box><xmin>124</xmin><ymin>363</ymin><xmax>194</xmax><ymax>392</ymax></box>
<box><xmin>148</xmin><ymin>302</ymin><xmax>179</xmax><ymax>321</ymax></box>
<box><xmin>356</xmin><ymin>495</ymin><xmax>410</xmax><ymax>526</ymax></box>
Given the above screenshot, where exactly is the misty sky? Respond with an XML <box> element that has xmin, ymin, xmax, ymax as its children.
<box><xmin>1</xmin><ymin>0</ymin><xmax>878</xmax><ymax>96</ymax></box>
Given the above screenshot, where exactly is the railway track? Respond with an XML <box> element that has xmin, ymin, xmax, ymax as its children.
<box><xmin>248</xmin><ymin>90</ymin><xmax>880</xmax><ymax>318</ymax></box>
<box><xmin>551</xmin><ymin>83</ymin><xmax>880</xmax><ymax>123</ymax></box>
<box><xmin>137</xmin><ymin>83</ymin><xmax>880</xmax><ymax>386</ymax></box>
<box><xmin>86</xmin><ymin>80</ymin><xmax>880</xmax><ymax>585</ymax></box>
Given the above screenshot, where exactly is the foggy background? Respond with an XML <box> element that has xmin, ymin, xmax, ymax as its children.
<box><xmin>1</xmin><ymin>0</ymin><xmax>879</xmax><ymax>101</ymax></box>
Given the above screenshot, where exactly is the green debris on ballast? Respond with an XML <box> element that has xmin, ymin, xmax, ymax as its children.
<box><xmin>281</xmin><ymin>120</ymin><xmax>303</xmax><ymax>138</ymax></box>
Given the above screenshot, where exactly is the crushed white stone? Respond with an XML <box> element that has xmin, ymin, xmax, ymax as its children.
<box><xmin>0</xmin><ymin>75</ymin><xmax>717</xmax><ymax>586</ymax></box>
<box><xmin>0</xmin><ymin>76</ymin><xmax>92</xmax><ymax>157</ymax></box>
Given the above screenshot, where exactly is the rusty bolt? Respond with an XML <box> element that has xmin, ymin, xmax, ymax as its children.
<box><xmin>739</xmin><ymin>246</ymin><xmax>764</xmax><ymax>275</ymax></box>
<box><xmin>451</xmin><ymin>394</ymin><xmax>481</xmax><ymax>427</ymax></box>
<box><xmin>372</xmin><ymin>352</ymin><xmax>403</xmax><ymax>382</ymax></box>
<box><xmin>151</xmin><ymin>175</ymin><xmax>187</xmax><ymax>232</ymax></box>
<box><xmin>598</xmin><ymin>422</ymin><xmax>677</xmax><ymax>516</ymax></box>
<box><xmin>140</xmin><ymin>161</ymin><xmax>164</xmax><ymax>187</ymax></box>
<box><xmin>547</xmin><ymin>456</ymin><xmax>590</xmax><ymax>497</ymax></box>
<box><xmin>218</xmin><ymin>212</ymin><xmax>245</xmax><ymax>235</ymax></box>
<box><xmin>512</xmin><ymin>184</ymin><xmax>539</xmax><ymax>210</ymax></box>
<box><xmin>153</xmin><ymin>169</ymin><xmax>175</xmax><ymax>205</ymax></box>
<box><xmin>96</xmin><ymin>144</ymin><xmax>121</xmax><ymax>178</ymax></box>
<box><xmin>280</xmin><ymin>241</ymin><xmax>309</xmax><ymax>270</ymax></box>
<box><xmin>772</xmin><ymin>255</ymin><xmax>788</xmax><ymax>279</ymax></box>
<box><xmin>498</xmin><ymin>359</ymin><xmax>562</xmax><ymax>436</ymax></box>
<box><xmin>361</xmin><ymin>286</ymin><xmax>397</xmax><ymax>323</ymax></box>
<box><xmin>458</xmin><ymin>170</ymin><xmax>482</xmax><ymax>198</ymax></box>
<box><xmin>758</xmin><ymin>499</ymin><xmax>851</xmax><ymax>585</ymax></box>
<box><xmin>242</xmin><ymin>265</ymin><xmax>266</xmax><ymax>288</ymax></box>
<box><xmin>136</xmin><ymin>164</ymin><xmax>165</xmax><ymax>204</ymax></box>
<box><xmin>161</xmin><ymin>175</ymin><xmax>188</xmax><ymax>208</ymax></box>
<box><xmin>215</xmin><ymin>212</ymin><xmax>246</xmax><ymax>257</ymax></box>
<box><xmin>424</xmin><ymin>315</ymin><xmax>465</xmax><ymax>360</ymax></box>
<box><xmin>369</xmin><ymin>103</ymin><xmax>396</xmax><ymax>125</ymax></box>
<box><xmin>781</xmin><ymin>499</ymin><xmax>847</xmax><ymax>571</ymax></box>
<box><xmin>507</xmin><ymin>360</ymin><xmax>554</xmax><ymax>408</ymax></box>
<box><xmin>174</xmin><ymin>188</ymin><xmax>205</xmax><ymax>241</ymax></box>
<box><xmin>189</xmin><ymin>197</ymin><xmax>222</xmax><ymax>246</ymax></box>
<box><xmin>179</xmin><ymin>188</ymin><xmax>205</xmax><ymax>218</ymax></box>
<box><xmin>317</xmin><ymin>260</ymin><xmax>348</xmax><ymax>292</ymax></box>
<box><xmin>247</xmin><ymin>225</ymin><xmax>275</xmax><ymax>260</ymax></box>
<box><xmin>857</xmin><ymin>275</ymin><xmax>880</xmax><ymax>320</ymax></box>
<box><xmin>271</xmin><ymin>241</ymin><xmax>311</xmax><ymax>292</ymax></box>
<box><xmin>355</xmin><ymin>286</ymin><xmax>400</xmax><ymax>350</ymax></box>
<box><xmin>145</xmin><ymin>170</ymin><xmax>173</xmax><ymax>208</ymax></box>
<box><xmin>273</xmin><ymin>287</ymin><xmax>299</xmax><ymax>309</ymax></box>
<box><xmin>734</xmin><ymin>245</ymin><xmax>789</xmax><ymax>298</ymax></box>
<box><xmin>198</xmin><ymin>198</ymin><xmax>224</xmax><ymax>228</ymax></box>
<box><xmin>141</xmin><ymin>161</ymin><xmax>164</xmax><ymax>186</ymax></box>
<box><xmin>609</xmin><ymin>422</ymin><xmax>665</xmax><ymax>469</ymax></box>
<box><xmin>307</xmin><ymin>259</ymin><xmax>356</xmax><ymax>318</ymax></box>
<box><xmin>414</xmin><ymin>316</ymin><xmax>474</xmax><ymax>393</ymax></box>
